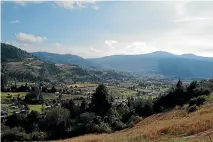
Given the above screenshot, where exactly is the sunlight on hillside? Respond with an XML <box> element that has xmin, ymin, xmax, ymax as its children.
<box><xmin>59</xmin><ymin>104</ymin><xmax>213</xmax><ymax>142</ymax></box>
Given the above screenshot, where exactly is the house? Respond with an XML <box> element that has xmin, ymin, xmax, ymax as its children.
<box><xmin>10</xmin><ymin>106</ymin><xmax>18</xmax><ymax>109</ymax></box>
<box><xmin>13</xmin><ymin>111</ymin><xmax>20</xmax><ymax>115</ymax></box>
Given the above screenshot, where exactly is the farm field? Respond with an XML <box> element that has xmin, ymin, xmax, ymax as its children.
<box><xmin>1</xmin><ymin>91</ymin><xmax>90</xmax><ymax>116</ymax></box>
<box><xmin>68</xmin><ymin>82</ymin><xmax>98</xmax><ymax>88</ymax></box>
<box><xmin>1</xmin><ymin>92</ymin><xmax>27</xmax><ymax>99</ymax></box>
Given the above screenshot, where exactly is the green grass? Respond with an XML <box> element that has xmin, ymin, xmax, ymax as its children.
<box><xmin>206</xmin><ymin>93</ymin><xmax>213</xmax><ymax>103</ymax></box>
<box><xmin>29</xmin><ymin>104</ymin><xmax>42</xmax><ymax>113</ymax></box>
<box><xmin>68</xmin><ymin>83</ymin><xmax>98</xmax><ymax>88</ymax></box>
<box><xmin>43</xmin><ymin>93</ymin><xmax>87</xmax><ymax>100</ymax></box>
<box><xmin>1</xmin><ymin>92</ymin><xmax>27</xmax><ymax>99</ymax></box>
<box><xmin>122</xmin><ymin>90</ymin><xmax>137</xmax><ymax>97</ymax></box>
<box><xmin>109</xmin><ymin>89</ymin><xmax>123</xmax><ymax>98</ymax></box>
<box><xmin>1</xmin><ymin>104</ymin><xmax>42</xmax><ymax>115</ymax></box>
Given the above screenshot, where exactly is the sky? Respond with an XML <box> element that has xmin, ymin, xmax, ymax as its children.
<box><xmin>1</xmin><ymin>1</ymin><xmax>213</xmax><ymax>58</ymax></box>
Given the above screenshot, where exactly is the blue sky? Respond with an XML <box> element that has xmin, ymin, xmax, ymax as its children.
<box><xmin>1</xmin><ymin>1</ymin><xmax>213</xmax><ymax>58</ymax></box>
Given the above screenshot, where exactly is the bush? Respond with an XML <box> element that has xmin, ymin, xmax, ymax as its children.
<box><xmin>189</xmin><ymin>96</ymin><xmax>206</xmax><ymax>106</ymax></box>
<box><xmin>105</xmin><ymin>108</ymin><xmax>122</xmax><ymax>125</ymax></box>
<box><xmin>40</xmin><ymin>107</ymin><xmax>71</xmax><ymax>139</ymax></box>
<box><xmin>116</xmin><ymin>104</ymin><xmax>130</xmax><ymax>118</ymax></box>
<box><xmin>1</xmin><ymin>126</ymin><xmax>30</xmax><ymax>141</ymax></box>
<box><xmin>133</xmin><ymin>98</ymin><xmax>154</xmax><ymax>117</ymax></box>
<box><xmin>66</xmin><ymin>123</ymin><xmax>88</xmax><ymax>137</ymax></box>
<box><xmin>91</xmin><ymin>122</ymin><xmax>111</xmax><ymax>133</ymax></box>
<box><xmin>30</xmin><ymin>131</ymin><xmax>48</xmax><ymax>140</ymax></box>
<box><xmin>126</xmin><ymin>116</ymin><xmax>142</xmax><ymax>128</ymax></box>
<box><xmin>187</xmin><ymin>105</ymin><xmax>198</xmax><ymax>113</ymax></box>
<box><xmin>79</xmin><ymin>112</ymin><xmax>95</xmax><ymax>124</ymax></box>
<box><xmin>112</xmin><ymin>121</ymin><xmax>126</xmax><ymax>131</ymax></box>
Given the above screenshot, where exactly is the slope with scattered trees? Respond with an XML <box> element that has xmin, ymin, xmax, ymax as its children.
<box><xmin>2</xmin><ymin>79</ymin><xmax>213</xmax><ymax>141</ymax></box>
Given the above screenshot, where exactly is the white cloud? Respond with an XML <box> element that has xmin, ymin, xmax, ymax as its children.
<box><xmin>54</xmin><ymin>1</ymin><xmax>75</xmax><ymax>9</ymax></box>
<box><xmin>10</xmin><ymin>20</ymin><xmax>20</xmax><ymax>24</ymax></box>
<box><xmin>55</xmin><ymin>42</ymin><xmax>63</xmax><ymax>47</ymax></box>
<box><xmin>104</xmin><ymin>40</ymin><xmax>118</xmax><ymax>48</ymax></box>
<box><xmin>91</xmin><ymin>5</ymin><xmax>99</xmax><ymax>10</ymax></box>
<box><xmin>54</xmin><ymin>1</ymin><xmax>96</xmax><ymax>9</ymax></box>
<box><xmin>89</xmin><ymin>47</ymin><xmax>100</xmax><ymax>53</ymax></box>
<box><xmin>172</xmin><ymin>17</ymin><xmax>212</xmax><ymax>23</ymax></box>
<box><xmin>16</xmin><ymin>33</ymin><xmax>47</xmax><ymax>44</ymax></box>
<box><xmin>10</xmin><ymin>1</ymin><xmax>97</xmax><ymax>10</ymax></box>
<box><xmin>12</xmin><ymin>1</ymin><xmax>44</xmax><ymax>6</ymax></box>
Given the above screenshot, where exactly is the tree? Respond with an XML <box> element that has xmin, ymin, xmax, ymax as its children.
<box><xmin>61</xmin><ymin>100</ymin><xmax>80</xmax><ymax>118</ymax></box>
<box><xmin>1</xmin><ymin>73</ymin><xmax>8</xmax><ymax>90</ymax></box>
<box><xmin>176</xmin><ymin>79</ymin><xmax>183</xmax><ymax>89</ymax></box>
<box><xmin>40</xmin><ymin>107</ymin><xmax>71</xmax><ymax>139</ymax></box>
<box><xmin>51</xmin><ymin>86</ymin><xmax>57</xmax><ymax>93</ymax></box>
<box><xmin>91</xmin><ymin>84</ymin><xmax>114</xmax><ymax>116</ymax></box>
<box><xmin>80</xmin><ymin>99</ymin><xmax>87</xmax><ymax>113</ymax></box>
<box><xmin>25</xmin><ymin>87</ymin><xmax>40</xmax><ymax>104</ymax></box>
<box><xmin>133</xmin><ymin>98</ymin><xmax>154</xmax><ymax>117</ymax></box>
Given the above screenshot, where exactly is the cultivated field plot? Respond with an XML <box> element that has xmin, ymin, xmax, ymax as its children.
<box><xmin>1</xmin><ymin>92</ymin><xmax>27</xmax><ymax>100</ymax></box>
<box><xmin>1</xmin><ymin>91</ymin><xmax>89</xmax><ymax>115</ymax></box>
<box><xmin>68</xmin><ymin>83</ymin><xmax>98</xmax><ymax>88</ymax></box>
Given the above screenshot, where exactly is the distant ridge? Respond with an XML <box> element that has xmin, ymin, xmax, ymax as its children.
<box><xmin>88</xmin><ymin>51</ymin><xmax>213</xmax><ymax>79</ymax></box>
<box><xmin>32</xmin><ymin>52</ymin><xmax>101</xmax><ymax>68</ymax></box>
<box><xmin>6</xmin><ymin>44</ymin><xmax>213</xmax><ymax>79</ymax></box>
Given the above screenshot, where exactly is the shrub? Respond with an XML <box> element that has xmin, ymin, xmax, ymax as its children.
<box><xmin>40</xmin><ymin>107</ymin><xmax>71</xmax><ymax>139</ymax></box>
<box><xmin>126</xmin><ymin>116</ymin><xmax>142</xmax><ymax>128</ymax></box>
<box><xmin>66</xmin><ymin>123</ymin><xmax>88</xmax><ymax>137</ymax></box>
<box><xmin>79</xmin><ymin>112</ymin><xmax>96</xmax><ymax>124</ymax></box>
<box><xmin>105</xmin><ymin>108</ymin><xmax>122</xmax><ymax>125</ymax></box>
<box><xmin>1</xmin><ymin>126</ymin><xmax>30</xmax><ymax>141</ymax></box>
<box><xmin>133</xmin><ymin>98</ymin><xmax>154</xmax><ymax>117</ymax></box>
<box><xmin>30</xmin><ymin>131</ymin><xmax>48</xmax><ymax>140</ymax></box>
<box><xmin>189</xmin><ymin>96</ymin><xmax>206</xmax><ymax>106</ymax></box>
<box><xmin>116</xmin><ymin>104</ymin><xmax>130</xmax><ymax>118</ymax></box>
<box><xmin>91</xmin><ymin>122</ymin><xmax>111</xmax><ymax>133</ymax></box>
<box><xmin>187</xmin><ymin>105</ymin><xmax>198</xmax><ymax>113</ymax></box>
<box><xmin>112</xmin><ymin>121</ymin><xmax>126</xmax><ymax>131</ymax></box>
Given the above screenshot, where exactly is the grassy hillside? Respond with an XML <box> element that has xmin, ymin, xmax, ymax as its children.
<box><xmin>59</xmin><ymin>103</ymin><xmax>213</xmax><ymax>142</ymax></box>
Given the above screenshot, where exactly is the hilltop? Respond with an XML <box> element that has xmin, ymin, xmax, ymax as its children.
<box><xmin>88</xmin><ymin>51</ymin><xmax>213</xmax><ymax>79</ymax></box>
<box><xmin>32</xmin><ymin>52</ymin><xmax>100</xmax><ymax>68</ymax></box>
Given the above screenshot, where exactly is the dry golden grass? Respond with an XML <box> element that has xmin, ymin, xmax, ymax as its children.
<box><xmin>55</xmin><ymin>104</ymin><xmax>213</xmax><ymax>142</ymax></box>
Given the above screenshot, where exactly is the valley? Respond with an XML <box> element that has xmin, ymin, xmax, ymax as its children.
<box><xmin>1</xmin><ymin>43</ymin><xmax>213</xmax><ymax>142</ymax></box>
<box><xmin>2</xmin><ymin>1</ymin><xmax>213</xmax><ymax>142</ymax></box>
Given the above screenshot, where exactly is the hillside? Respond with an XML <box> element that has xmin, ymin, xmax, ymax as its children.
<box><xmin>1</xmin><ymin>43</ymin><xmax>33</xmax><ymax>62</ymax></box>
<box><xmin>32</xmin><ymin>52</ymin><xmax>101</xmax><ymax>68</ymax></box>
<box><xmin>1</xmin><ymin>43</ymin><xmax>133</xmax><ymax>84</ymax></box>
<box><xmin>58</xmin><ymin>103</ymin><xmax>213</xmax><ymax>142</ymax></box>
<box><xmin>88</xmin><ymin>51</ymin><xmax>213</xmax><ymax>79</ymax></box>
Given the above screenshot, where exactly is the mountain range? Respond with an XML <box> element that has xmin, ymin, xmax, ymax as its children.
<box><xmin>1</xmin><ymin>43</ymin><xmax>133</xmax><ymax>85</ymax></box>
<box><xmin>32</xmin><ymin>52</ymin><xmax>100</xmax><ymax>69</ymax></box>
<box><xmin>1</xmin><ymin>42</ymin><xmax>213</xmax><ymax>79</ymax></box>
<box><xmin>32</xmin><ymin>51</ymin><xmax>213</xmax><ymax>79</ymax></box>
